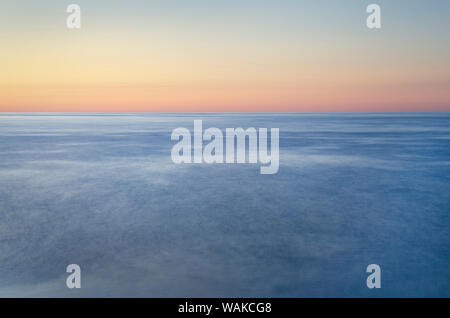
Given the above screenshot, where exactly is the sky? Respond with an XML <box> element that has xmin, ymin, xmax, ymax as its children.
<box><xmin>0</xmin><ymin>0</ymin><xmax>449</xmax><ymax>112</ymax></box>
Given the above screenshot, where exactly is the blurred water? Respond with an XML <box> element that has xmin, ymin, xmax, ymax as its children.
<box><xmin>0</xmin><ymin>113</ymin><xmax>449</xmax><ymax>297</ymax></box>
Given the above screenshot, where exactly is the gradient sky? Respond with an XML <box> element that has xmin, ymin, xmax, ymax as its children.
<box><xmin>0</xmin><ymin>0</ymin><xmax>449</xmax><ymax>112</ymax></box>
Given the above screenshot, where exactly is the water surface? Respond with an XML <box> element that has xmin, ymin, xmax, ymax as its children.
<box><xmin>0</xmin><ymin>113</ymin><xmax>449</xmax><ymax>297</ymax></box>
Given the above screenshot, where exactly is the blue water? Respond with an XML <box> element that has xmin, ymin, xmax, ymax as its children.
<box><xmin>0</xmin><ymin>113</ymin><xmax>449</xmax><ymax>297</ymax></box>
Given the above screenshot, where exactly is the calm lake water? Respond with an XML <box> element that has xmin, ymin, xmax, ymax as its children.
<box><xmin>0</xmin><ymin>113</ymin><xmax>449</xmax><ymax>297</ymax></box>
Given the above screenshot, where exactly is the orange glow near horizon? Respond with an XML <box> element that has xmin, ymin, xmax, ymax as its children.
<box><xmin>2</xmin><ymin>82</ymin><xmax>449</xmax><ymax>112</ymax></box>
